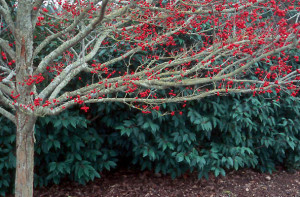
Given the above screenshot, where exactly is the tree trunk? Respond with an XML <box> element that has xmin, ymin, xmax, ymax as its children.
<box><xmin>15</xmin><ymin>112</ymin><xmax>37</xmax><ymax>197</ymax></box>
<box><xmin>14</xmin><ymin>1</ymin><xmax>35</xmax><ymax>196</ymax></box>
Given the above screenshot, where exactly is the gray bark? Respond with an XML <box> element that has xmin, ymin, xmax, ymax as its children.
<box><xmin>15</xmin><ymin>112</ymin><xmax>36</xmax><ymax>197</ymax></box>
<box><xmin>14</xmin><ymin>1</ymin><xmax>36</xmax><ymax>197</ymax></box>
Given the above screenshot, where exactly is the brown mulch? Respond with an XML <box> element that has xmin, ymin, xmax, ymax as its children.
<box><xmin>34</xmin><ymin>168</ymin><xmax>300</xmax><ymax>197</ymax></box>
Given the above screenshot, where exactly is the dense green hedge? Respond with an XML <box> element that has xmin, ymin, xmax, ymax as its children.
<box><xmin>113</xmin><ymin>94</ymin><xmax>300</xmax><ymax>178</ymax></box>
<box><xmin>0</xmin><ymin>92</ymin><xmax>299</xmax><ymax>196</ymax></box>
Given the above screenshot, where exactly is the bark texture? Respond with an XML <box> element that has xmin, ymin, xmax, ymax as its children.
<box><xmin>15</xmin><ymin>112</ymin><xmax>36</xmax><ymax>197</ymax></box>
<box><xmin>14</xmin><ymin>1</ymin><xmax>35</xmax><ymax>197</ymax></box>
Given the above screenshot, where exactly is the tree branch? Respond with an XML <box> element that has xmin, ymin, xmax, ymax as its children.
<box><xmin>143</xmin><ymin>0</ymin><xmax>265</xmax><ymax>14</ymax></box>
<box><xmin>143</xmin><ymin>45</ymin><xmax>293</xmax><ymax>87</ymax></box>
<box><xmin>0</xmin><ymin>64</ymin><xmax>11</xmax><ymax>72</ymax></box>
<box><xmin>0</xmin><ymin>83</ymin><xmax>12</xmax><ymax>95</ymax></box>
<box><xmin>48</xmin><ymin>63</ymin><xmax>89</xmax><ymax>100</ymax></box>
<box><xmin>44</xmin><ymin>27</ymin><xmax>79</xmax><ymax>58</ymax></box>
<box><xmin>34</xmin><ymin>0</ymin><xmax>110</xmax><ymax>74</ymax></box>
<box><xmin>37</xmin><ymin>6</ymin><xmax>196</xmax><ymax>101</ymax></box>
<box><xmin>42</xmin><ymin>86</ymin><xmax>275</xmax><ymax>116</ymax></box>
<box><xmin>32</xmin><ymin>1</ymin><xmax>97</xmax><ymax>57</ymax></box>
<box><xmin>0</xmin><ymin>3</ymin><xmax>15</xmax><ymax>36</ymax></box>
<box><xmin>0</xmin><ymin>37</ymin><xmax>16</xmax><ymax>59</ymax></box>
<box><xmin>0</xmin><ymin>0</ymin><xmax>9</xmax><ymax>11</ymax></box>
<box><xmin>38</xmin><ymin>30</ymin><xmax>111</xmax><ymax>100</ymax></box>
<box><xmin>31</xmin><ymin>0</ymin><xmax>45</xmax><ymax>29</ymax></box>
<box><xmin>0</xmin><ymin>87</ymin><xmax>14</xmax><ymax>109</ymax></box>
<box><xmin>1</xmin><ymin>70</ymin><xmax>15</xmax><ymax>88</ymax></box>
<box><xmin>0</xmin><ymin>106</ymin><xmax>16</xmax><ymax>124</ymax></box>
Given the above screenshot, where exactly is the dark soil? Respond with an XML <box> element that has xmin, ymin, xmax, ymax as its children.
<box><xmin>34</xmin><ymin>168</ymin><xmax>300</xmax><ymax>197</ymax></box>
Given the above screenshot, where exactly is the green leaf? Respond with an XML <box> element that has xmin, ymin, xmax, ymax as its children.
<box><xmin>49</xmin><ymin>162</ymin><xmax>56</xmax><ymax>172</ymax></box>
<box><xmin>214</xmin><ymin>168</ymin><xmax>220</xmax><ymax>177</ymax></box>
<box><xmin>148</xmin><ymin>149</ymin><xmax>156</xmax><ymax>160</ymax></box>
<box><xmin>176</xmin><ymin>153</ymin><xmax>184</xmax><ymax>162</ymax></box>
<box><xmin>53</xmin><ymin>140</ymin><xmax>60</xmax><ymax>149</ymax></box>
<box><xmin>228</xmin><ymin>157</ymin><xmax>234</xmax><ymax>167</ymax></box>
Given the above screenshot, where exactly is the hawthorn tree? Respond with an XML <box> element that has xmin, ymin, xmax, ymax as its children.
<box><xmin>0</xmin><ymin>0</ymin><xmax>299</xmax><ymax>196</ymax></box>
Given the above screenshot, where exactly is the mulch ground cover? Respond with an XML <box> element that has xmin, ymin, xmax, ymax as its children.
<box><xmin>34</xmin><ymin>167</ymin><xmax>300</xmax><ymax>197</ymax></box>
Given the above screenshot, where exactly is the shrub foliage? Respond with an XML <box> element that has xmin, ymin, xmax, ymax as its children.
<box><xmin>0</xmin><ymin>92</ymin><xmax>299</xmax><ymax>196</ymax></box>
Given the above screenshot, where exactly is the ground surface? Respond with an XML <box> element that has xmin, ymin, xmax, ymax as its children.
<box><xmin>35</xmin><ymin>168</ymin><xmax>300</xmax><ymax>197</ymax></box>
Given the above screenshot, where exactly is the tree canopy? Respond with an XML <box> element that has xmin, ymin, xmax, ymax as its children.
<box><xmin>0</xmin><ymin>0</ymin><xmax>299</xmax><ymax>121</ymax></box>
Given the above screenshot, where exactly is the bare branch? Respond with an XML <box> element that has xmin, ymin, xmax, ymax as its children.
<box><xmin>0</xmin><ymin>83</ymin><xmax>12</xmax><ymax>95</ymax></box>
<box><xmin>0</xmin><ymin>4</ymin><xmax>15</xmax><ymax>35</ymax></box>
<box><xmin>0</xmin><ymin>106</ymin><xmax>16</xmax><ymax>124</ymax></box>
<box><xmin>0</xmin><ymin>37</ymin><xmax>16</xmax><ymax>59</ymax></box>
<box><xmin>31</xmin><ymin>0</ymin><xmax>45</xmax><ymax>29</ymax></box>
<box><xmin>34</xmin><ymin>0</ymin><xmax>110</xmax><ymax>72</ymax></box>
<box><xmin>45</xmin><ymin>27</ymin><xmax>79</xmax><ymax>58</ymax></box>
<box><xmin>0</xmin><ymin>65</ymin><xmax>11</xmax><ymax>72</ymax></box>
<box><xmin>142</xmin><ymin>43</ymin><xmax>296</xmax><ymax>88</ymax></box>
<box><xmin>143</xmin><ymin>0</ymin><xmax>265</xmax><ymax>15</ymax></box>
<box><xmin>33</xmin><ymin>5</ymin><xmax>92</xmax><ymax>57</ymax></box>
<box><xmin>1</xmin><ymin>70</ymin><xmax>15</xmax><ymax>87</ymax></box>
<box><xmin>38</xmin><ymin>30</ymin><xmax>111</xmax><ymax>100</ymax></box>
<box><xmin>0</xmin><ymin>0</ymin><xmax>9</xmax><ymax>11</ymax></box>
<box><xmin>43</xmin><ymin>86</ymin><xmax>275</xmax><ymax>116</ymax></box>
<box><xmin>48</xmin><ymin>63</ymin><xmax>89</xmax><ymax>100</ymax></box>
<box><xmin>44</xmin><ymin>14</ymin><xmax>199</xmax><ymax>102</ymax></box>
<box><xmin>0</xmin><ymin>87</ymin><xmax>14</xmax><ymax>109</ymax></box>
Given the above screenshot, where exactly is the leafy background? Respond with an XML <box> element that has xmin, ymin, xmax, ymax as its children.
<box><xmin>0</xmin><ymin>91</ymin><xmax>299</xmax><ymax>196</ymax></box>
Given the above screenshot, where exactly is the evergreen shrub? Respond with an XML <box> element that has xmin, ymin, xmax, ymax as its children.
<box><xmin>0</xmin><ymin>94</ymin><xmax>299</xmax><ymax>196</ymax></box>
